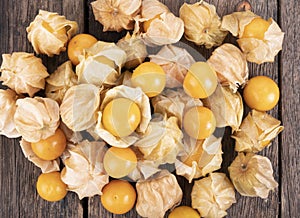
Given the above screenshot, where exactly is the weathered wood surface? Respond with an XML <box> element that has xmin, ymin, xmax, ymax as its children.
<box><xmin>0</xmin><ymin>0</ymin><xmax>299</xmax><ymax>217</ymax></box>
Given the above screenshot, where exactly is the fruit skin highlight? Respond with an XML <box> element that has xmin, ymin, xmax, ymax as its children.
<box><xmin>36</xmin><ymin>171</ymin><xmax>67</xmax><ymax>202</ymax></box>
<box><xmin>183</xmin><ymin>106</ymin><xmax>216</xmax><ymax>140</ymax></box>
<box><xmin>168</xmin><ymin>206</ymin><xmax>200</xmax><ymax>218</ymax></box>
<box><xmin>131</xmin><ymin>62</ymin><xmax>166</xmax><ymax>97</ymax></box>
<box><xmin>101</xmin><ymin>180</ymin><xmax>136</xmax><ymax>214</ymax></box>
<box><xmin>243</xmin><ymin>75</ymin><xmax>279</xmax><ymax>111</ymax></box>
<box><xmin>103</xmin><ymin>147</ymin><xmax>137</xmax><ymax>178</ymax></box>
<box><xmin>183</xmin><ymin>62</ymin><xmax>218</xmax><ymax>99</ymax></box>
<box><xmin>67</xmin><ymin>33</ymin><xmax>98</xmax><ymax>65</ymax></box>
<box><xmin>31</xmin><ymin>128</ymin><xmax>66</xmax><ymax>161</ymax></box>
<box><xmin>102</xmin><ymin>98</ymin><xmax>141</xmax><ymax>138</ymax></box>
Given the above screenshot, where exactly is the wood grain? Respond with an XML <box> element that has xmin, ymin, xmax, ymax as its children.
<box><xmin>279</xmin><ymin>0</ymin><xmax>300</xmax><ymax>217</ymax></box>
<box><xmin>0</xmin><ymin>1</ymin><xmax>84</xmax><ymax>218</ymax></box>
<box><xmin>0</xmin><ymin>0</ymin><xmax>299</xmax><ymax>217</ymax></box>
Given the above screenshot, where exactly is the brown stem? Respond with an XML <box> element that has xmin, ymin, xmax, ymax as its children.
<box><xmin>236</xmin><ymin>0</ymin><xmax>252</xmax><ymax>12</ymax></box>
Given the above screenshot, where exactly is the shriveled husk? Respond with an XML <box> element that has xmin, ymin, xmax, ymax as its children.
<box><xmin>26</xmin><ymin>9</ymin><xmax>78</xmax><ymax>56</ymax></box>
<box><xmin>191</xmin><ymin>173</ymin><xmax>236</xmax><ymax>218</ymax></box>
<box><xmin>152</xmin><ymin>88</ymin><xmax>202</xmax><ymax>127</ymax></box>
<box><xmin>60</xmin><ymin>84</ymin><xmax>101</xmax><ymax>132</ymax></box>
<box><xmin>45</xmin><ymin>61</ymin><xmax>78</xmax><ymax>104</ymax></box>
<box><xmin>95</xmin><ymin>85</ymin><xmax>151</xmax><ymax>148</ymax></box>
<box><xmin>0</xmin><ymin>52</ymin><xmax>49</xmax><ymax>97</ymax></box>
<box><xmin>61</xmin><ymin>140</ymin><xmax>109</xmax><ymax>199</ymax></box>
<box><xmin>232</xmin><ymin>110</ymin><xmax>284</xmax><ymax>153</ymax></box>
<box><xmin>76</xmin><ymin>41</ymin><xmax>126</xmax><ymax>86</ymax></box>
<box><xmin>221</xmin><ymin>10</ymin><xmax>284</xmax><ymax>64</ymax></box>
<box><xmin>135</xmin><ymin>115</ymin><xmax>183</xmax><ymax>164</ymax></box>
<box><xmin>150</xmin><ymin>45</ymin><xmax>195</xmax><ymax>88</ymax></box>
<box><xmin>179</xmin><ymin>1</ymin><xmax>228</xmax><ymax>48</ymax></box>
<box><xmin>136</xmin><ymin>170</ymin><xmax>183</xmax><ymax>218</ymax></box>
<box><xmin>203</xmin><ymin>85</ymin><xmax>243</xmax><ymax>132</ymax></box>
<box><xmin>228</xmin><ymin>152</ymin><xmax>278</xmax><ymax>198</ymax></box>
<box><xmin>207</xmin><ymin>43</ymin><xmax>248</xmax><ymax>93</ymax></box>
<box><xmin>0</xmin><ymin>89</ymin><xmax>21</xmax><ymax>138</ymax></box>
<box><xmin>19</xmin><ymin>138</ymin><xmax>60</xmax><ymax>173</ymax></box>
<box><xmin>14</xmin><ymin>97</ymin><xmax>60</xmax><ymax>143</ymax></box>
<box><xmin>175</xmin><ymin>135</ymin><xmax>223</xmax><ymax>183</ymax></box>
<box><xmin>91</xmin><ymin>0</ymin><xmax>141</xmax><ymax>32</ymax></box>
<box><xmin>117</xmin><ymin>32</ymin><xmax>147</xmax><ymax>69</ymax></box>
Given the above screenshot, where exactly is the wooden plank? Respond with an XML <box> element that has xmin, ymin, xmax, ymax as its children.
<box><xmin>0</xmin><ymin>0</ymin><xmax>84</xmax><ymax>217</ymax></box>
<box><xmin>279</xmin><ymin>0</ymin><xmax>300</xmax><ymax>217</ymax></box>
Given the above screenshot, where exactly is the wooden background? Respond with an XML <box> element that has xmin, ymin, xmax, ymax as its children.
<box><xmin>0</xmin><ymin>0</ymin><xmax>299</xmax><ymax>217</ymax></box>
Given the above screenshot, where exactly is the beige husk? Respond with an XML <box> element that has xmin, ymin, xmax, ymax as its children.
<box><xmin>203</xmin><ymin>85</ymin><xmax>243</xmax><ymax>131</ymax></box>
<box><xmin>95</xmin><ymin>85</ymin><xmax>151</xmax><ymax>148</ymax></box>
<box><xmin>207</xmin><ymin>43</ymin><xmax>248</xmax><ymax>93</ymax></box>
<box><xmin>221</xmin><ymin>10</ymin><xmax>284</xmax><ymax>64</ymax></box>
<box><xmin>0</xmin><ymin>89</ymin><xmax>21</xmax><ymax>138</ymax></box>
<box><xmin>175</xmin><ymin>135</ymin><xmax>223</xmax><ymax>183</ymax></box>
<box><xmin>61</xmin><ymin>140</ymin><xmax>109</xmax><ymax>199</ymax></box>
<box><xmin>141</xmin><ymin>0</ymin><xmax>169</xmax><ymax>19</ymax></box>
<box><xmin>134</xmin><ymin>12</ymin><xmax>184</xmax><ymax>46</ymax></box>
<box><xmin>19</xmin><ymin>138</ymin><xmax>60</xmax><ymax>173</ymax></box>
<box><xmin>136</xmin><ymin>170</ymin><xmax>183</xmax><ymax>218</ymax></box>
<box><xmin>232</xmin><ymin>110</ymin><xmax>284</xmax><ymax>153</ymax></box>
<box><xmin>14</xmin><ymin>97</ymin><xmax>60</xmax><ymax>143</ymax></box>
<box><xmin>60</xmin><ymin>84</ymin><xmax>101</xmax><ymax>132</ymax></box>
<box><xmin>45</xmin><ymin>61</ymin><xmax>78</xmax><ymax>105</ymax></box>
<box><xmin>152</xmin><ymin>88</ymin><xmax>203</xmax><ymax>127</ymax></box>
<box><xmin>26</xmin><ymin>10</ymin><xmax>78</xmax><ymax>56</ymax></box>
<box><xmin>0</xmin><ymin>52</ymin><xmax>49</xmax><ymax>97</ymax></box>
<box><xmin>76</xmin><ymin>41</ymin><xmax>126</xmax><ymax>87</ymax></box>
<box><xmin>150</xmin><ymin>45</ymin><xmax>195</xmax><ymax>88</ymax></box>
<box><xmin>91</xmin><ymin>0</ymin><xmax>141</xmax><ymax>32</ymax></box>
<box><xmin>191</xmin><ymin>173</ymin><xmax>236</xmax><ymax>218</ymax></box>
<box><xmin>179</xmin><ymin>1</ymin><xmax>228</xmax><ymax>48</ymax></box>
<box><xmin>117</xmin><ymin>32</ymin><xmax>147</xmax><ymax>69</ymax></box>
<box><xmin>228</xmin><ymin>152</ymin><xmax>278</xmax><ymax>198</ymax></box>
<box><xmin>134</xmin><ymin>116</ymin><xmax>183</xmax><ymax>164</ymax></box>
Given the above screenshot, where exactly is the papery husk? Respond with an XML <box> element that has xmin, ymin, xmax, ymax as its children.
<box><xmin>61</xmin><ymin>140</ymin><xmax>109</xmax><ymax>199</ymax></box>
<box><xmin>26</xmin><ymin>10</ymin><xmax>78</xmax><ymax>56</ymax></box>
<box><xmin>45</xmin><ymin>61</ymin><xmax>78</xmax><ymax>104</ymax></box>
<box><xmin>203</xmin><ymin>85</ymin><xmax>243</xmax><ymax>131</ymax></box>
<box><xmin>14</xmin><ymin>97</ymin><xmax>60</xmax><ymax>143</ymax></box>
<box><xmin>136</xmin><ymin>170</ymin><xmax>183</xmax><ymax>218</ymax></box>
<box><xmin>152</xmin><ymin>88</ymin><xmax>202</xmax><ymax>126</ymax></box>
<box><xmin>117</xmin><ymin>32</ymin><xmax>147</xmax><ymax>69</ymax></box>
<box><xmin>175</xmin><ymin>135</ymin><xmax>223</xmax><ymax>183</ymax></box>
<box><xmin>141</xmin><ymin>0</ymin><xmax>169</xmax><ymax>19</ymax></box>
<box><xmin>134</xmin><ymin>12</ymin><xmax>184</xmax><ymax>46</ymax></box>
<box><xmin>19</xmin><ymin>138</ymin><xmax>60</xmax><ymax>173</ymax></box>
<box><xmin>191</xmin><ymin>173</ymin><xmax>236</xmax><ymax>218</ymax></box>
<box><xmin>91</xmin><ymin>0</ymin><xmax>141</xmax><ymax>32</ymax></box>
<box><xmin>128</xmin><ymin>158</ymin><xmax>162</xmax><ymax>182</ymax></box>
<box><xmin>76</xmin><ymin>41</ymin><xmax>126</xmax><ymax>86</ymax></box>
<box><xmin>207</xmin><ymin>43</ymin><xmax>248</xmax><ymax>92</ymax></box>
<box><xmin>0</xmin><ymin>89</ymin><xmax>21</xmax><ymax>138</ymax></box>
<box><xmin>134</xmin><ymin>116</ymin><xmax>183</xmax><ymax>164</ymax></box>
<box><xmin>59</xmin><ymin>122</ymin><xmax>83</xmax><ymax>144</ymax></box>
<box><xmin>228</xmin><ymin>152</ymin><xmax>278</xmax><ymax>198</ymax></box>
<box><xmin>179</xmin><ymin>2</ymin><xmax>228</xmax><ymax>48</ymax></box>
<box><xmin>221</xmin><ymin>11</ymin><xmax>284</xmax><ymax>64</ymax></box>
<box><xmin>60</xmin><ymin>84</ymin><xmax>101</xmax><ymax>132</ymax></box>
<box><xmin>150</xmin><ymin>45</ymin><xmax>195</xmax><ymax>88</ymax></box>
<box><xmin>232</xmin><ymin>110</ymin><xmax>284</xmax><ymax>153</ymax></box>
<box><xmin>0</xmin><ymin>52</ymin><xmax>49</xmax><ymax>97</ymax></box>
<box><xmin>95</xmin><ymin>85</ymin><xmax>151</xmax><ymax>148</ymax></box>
